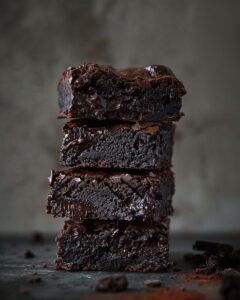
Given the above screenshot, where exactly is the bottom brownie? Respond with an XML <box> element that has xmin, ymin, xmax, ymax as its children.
<box><xmin>55</xmin><ymin>219</ymin><xmax>170</xmax><ymax>272</ymax></box>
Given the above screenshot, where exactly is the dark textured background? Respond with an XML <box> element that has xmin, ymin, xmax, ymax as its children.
<box><xmin>0</xmin><ymin>0</ymin><xmax>240</xmax><ymax>233</ymax></box>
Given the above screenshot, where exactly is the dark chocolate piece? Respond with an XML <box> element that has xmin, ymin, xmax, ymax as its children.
<box><xmin>58</xmin><ymin>63</ymin><xmax>186</xmax><ymax>121</ymax></box>
<box><xmin>189</xmin><ymin>240</ymin><xmax>240</xmax><ymax>276</ymax></box>
<box><xmin>193</xmin><ymin>241</ymin><xmax>234</xmax><ymax>254</ymax></box>
<box><xmin>60</xmin><ymin>121</ymin><xmax>175</xmax><ymax>170</ymax></box>
<box><xmin>55</xmin><ymin>219</ymin><xmax>170</xmax><ymax>272</ymax></box>
<box><xmin>24</xmin><ymin>250</ymin><xmax>35</xmax><ymax>259</ymax></box>
<box><xmin>95</xmin><ymin>275</ymin><xmax>128</xmax><ymax>292</ymax></box>
<box><xmin>46</xmin><ymin>169</ymin><xmax>174</xmax><ymax>222</ymax></box>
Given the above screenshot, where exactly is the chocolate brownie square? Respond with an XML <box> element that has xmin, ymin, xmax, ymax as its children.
<box><xmin>60</xmin><ymin>121</ymin><xmax>175</xmax><ymax>170</ymax></box>
<box><xmin>46</xmin><ymin>168</ymin><xmax>174</xmax><ymax>222</ymax></box>
<box><xmin>58</xmin><ymin>63</ymin><xmax>186</xmax><ymax>121</ymax></box>
<box><xmin>55</xmin><ymin>219</ymin><xmax>170</xmax><ymax>272</ymax></box>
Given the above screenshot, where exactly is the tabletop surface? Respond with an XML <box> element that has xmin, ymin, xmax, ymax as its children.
<box><xmin>0</xmin><ymin>233</ymin><xmax>239</xmax><ymax>300</ymax></box>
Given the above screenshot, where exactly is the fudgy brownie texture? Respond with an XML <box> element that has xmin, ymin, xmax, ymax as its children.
<box><xmin>58</xmin><ymin>63</ymin><xmax>186</xmax><ymax>121</ymax></box>
<box><xmin>60</xmin><ymin>121</ymin><xmax>175</xmax><ymax>169</ymax></box>
<box><xmin>55</xmin><ymin>219</ymin><xmax>170</xmax><ymax>272</ymax></box>
<box><xmin>46</xmin><ymin>168</ymin><xmax>174</xmax><ymax>222</ymax></box>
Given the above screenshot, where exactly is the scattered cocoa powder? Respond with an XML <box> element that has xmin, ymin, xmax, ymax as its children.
<box><xmin>180</xmin><ymin>272</ymin><xmax>222</xmax><ymax>283</ymax></box>
<box><xmin>117</xmin><ymin>288</ymin><xmax>206</xmax><ymax>300</ymax></box>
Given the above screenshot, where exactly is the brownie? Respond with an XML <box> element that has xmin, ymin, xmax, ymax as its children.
<box><xmin>46</xmin><ymin>168</ymin><xmax>174</xmax><ymax>222</ymax></box>
<box><xmin>58</xmin><ymin>63</ymin><xmax>186</xmax><ymax>121</ymax></box>
<box><xmin>60</xmin><ymin>121</ymin><xmax>175</xmax><ymax>169</ymax></box>
<box><xmin>55</xmin><ymin>219</ymin><xmax>170</xmax><ymax>272</ymax></box>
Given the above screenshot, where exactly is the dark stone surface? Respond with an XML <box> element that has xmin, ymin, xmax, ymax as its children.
<box><xmin>0</xmin><ymin>234</ymin><xmax>239</xmax><ymax>300</ymax></box>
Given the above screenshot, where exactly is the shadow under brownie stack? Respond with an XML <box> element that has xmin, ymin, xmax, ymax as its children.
<box><xmin>46</xmin><ymin>63</ymin><xmax>186</xmax><ymax>272</ymax></box>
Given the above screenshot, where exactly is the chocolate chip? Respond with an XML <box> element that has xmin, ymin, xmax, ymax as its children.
<box><xmin>95</xmin><ymin>275</ymin><xmax>128</xmax><ymax>292</ymax></box>
<box><xmin>24</xmin><ymin>250</ymin><xmax>35</xmax><ymax>259</ymax></box>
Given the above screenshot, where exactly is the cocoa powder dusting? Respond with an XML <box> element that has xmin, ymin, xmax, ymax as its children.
<box><xmin>180</xmin><ymin>272</ymin><xmax>222</xmax><ymax>282</ymax></box>
<box><xmin>119</xmin><ymin>288</ymin><xmax>206</xmax><ymax>300</ymax></box>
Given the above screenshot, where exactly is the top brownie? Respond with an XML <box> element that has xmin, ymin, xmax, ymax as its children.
<box><xmin>58</xmin><ymin>63</ymin><xmax>186</xmax><ymax>121</ymax></box>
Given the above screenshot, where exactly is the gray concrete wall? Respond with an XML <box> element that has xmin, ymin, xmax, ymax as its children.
<box><xmin>0</xmin><ymin>0</ymin><xmax>240</xmax><ymax>233</ymax></box>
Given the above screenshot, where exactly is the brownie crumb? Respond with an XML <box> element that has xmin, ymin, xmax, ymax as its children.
<box><xmin>24</xmin><ymin>250</ymin><xmax>35</xmax><ymax>259</ymax></box>
<box><xmin>31</xmin><ymin>231</ymin><xmax>44</xmax><ymax>244</ymax></box>
<box><xmin>144</xmin><ymin>279</ymin><xmax>162</xmax><ymax>287</ymax></box>
<box><xmin>220</xmin><ymin>273</ymin><xmax>240</xmax><ymax>300</ymax></box>
<box><xmin>95</xmin><ymin>275</ymin><xmax>128</xmax><ymax>292</ymax></box>
<box><xmin>43</xmin><ymin>263</ymin><xmax>48</xmax><ymax>269</ymax></box>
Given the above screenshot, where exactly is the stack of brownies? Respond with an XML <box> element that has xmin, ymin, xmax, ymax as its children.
<box><xmin>46</xmin><ymin>63</ymin><xmax>186</xmax><ymax>272</ymax></box>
